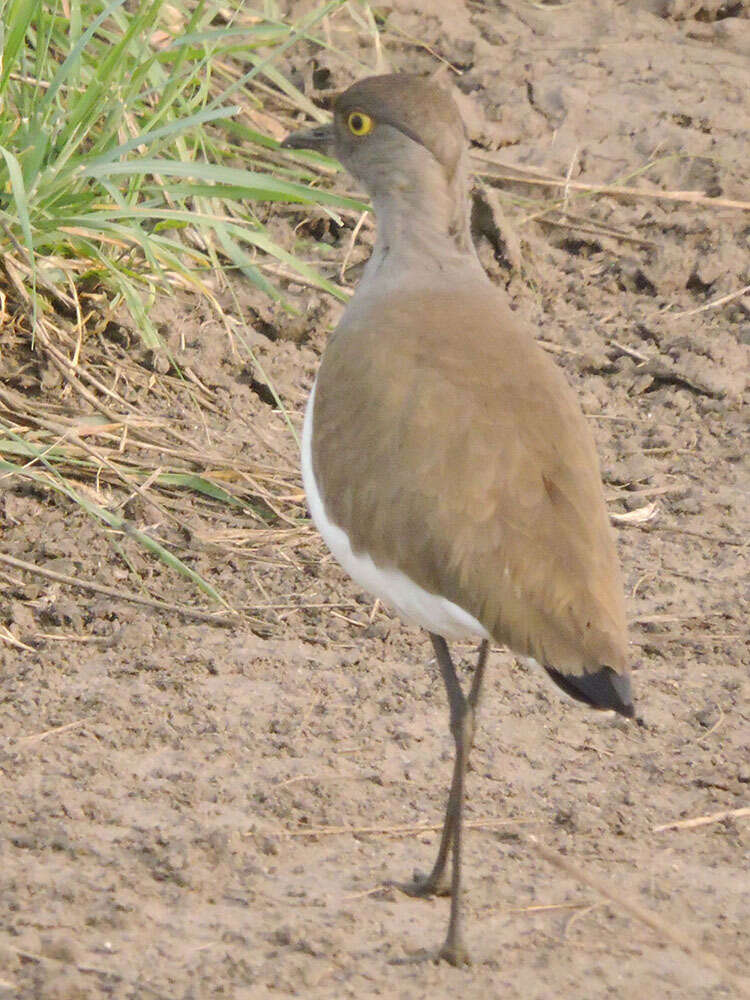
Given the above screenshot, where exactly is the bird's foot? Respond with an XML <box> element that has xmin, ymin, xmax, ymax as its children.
<box><xmin>438</xmin><ymin>932</ymin><xmax>471</xmax><ymax>967</ymax></box>
<box><xmin>395</xmin><ymin>868</ymin><xmax>451</xmax><ymax>898</ymax></box>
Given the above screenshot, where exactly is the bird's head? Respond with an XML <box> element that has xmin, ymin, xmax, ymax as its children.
<box><xmin>282</xmin><ymin>73</ymin><xmax>468</xmax><ymax>207</ymax></box>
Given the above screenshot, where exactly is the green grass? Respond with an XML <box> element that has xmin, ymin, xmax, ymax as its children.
<box><xmin>0</xmin><ymin>0</ymin><xmax>369</xmax><ymax>614</ymax></box>
<box><xmin>0</xmin><ymin>0</ymin><xmax>367</xmax><ymax>336</ymax></box>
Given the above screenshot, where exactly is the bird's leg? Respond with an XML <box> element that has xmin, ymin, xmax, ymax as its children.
<box><xmin>432</xmin><ymin>634</ymin><xmax>473</xmax><ymax>966</ymax></box>
<box><xmin>401</xmin><ymin>639</ymin><xmax>489</xmax><ymax>899</ymax></box>
<box><xmin>467</xmin><ymin>638</ymin><xmax>490</xmax><ymax>731</ymax></box>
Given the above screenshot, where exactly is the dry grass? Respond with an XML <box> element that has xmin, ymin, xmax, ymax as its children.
<box><xmin>3</xmin><ymin>0</ymin><xmax>747</xmax><ymax>629</ymax></box>
<box><xmin>0</xmin><ymin>0</ymin><xmax>368</xmax><ymax>619</ymax></box>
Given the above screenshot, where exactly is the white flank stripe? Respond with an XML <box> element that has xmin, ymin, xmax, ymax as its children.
<box><xmin>301</xmin><ymin>382</ymin><xmax>490</xmax><ymax>642</ymax></box>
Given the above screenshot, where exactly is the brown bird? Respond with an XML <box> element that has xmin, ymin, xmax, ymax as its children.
<box><xmin>282</xmin><ymin>73</ymin><xmax>634</xmax><ymax>966</ymax></box>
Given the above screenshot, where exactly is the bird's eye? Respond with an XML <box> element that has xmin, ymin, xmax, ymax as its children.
<box><xmin>347</xmin><ymin>111</ymin><xmax>374</xmax><ymax>136</ymax></box>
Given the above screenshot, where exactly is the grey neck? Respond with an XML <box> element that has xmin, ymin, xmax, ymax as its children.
<box><xmin>355</xmin><ymin>153</ymin><xmax>486</xmax><ymax>296</ymax></box>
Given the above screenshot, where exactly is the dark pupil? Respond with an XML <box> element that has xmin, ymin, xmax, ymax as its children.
<box><xmin>351</xmin><ymin>114</ymin><xmax>363</xmax><ymax>131</ymax></box>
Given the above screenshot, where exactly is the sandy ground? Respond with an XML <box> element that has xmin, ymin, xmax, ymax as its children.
<box><xmin>2</xmin><ymin>1</ymin><xmax>749</xmax><ymax>997</ymax></box>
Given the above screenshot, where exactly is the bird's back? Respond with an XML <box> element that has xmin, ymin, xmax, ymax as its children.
<box><xmin>311</xmin><ymin>281</ymin><xmax>628</xmax><ymax>678</ymax></box>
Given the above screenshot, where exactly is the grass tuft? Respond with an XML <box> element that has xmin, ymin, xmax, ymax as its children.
<box><xmin>0</xmin><ymin>0</ymin><xmax>367</xmax><ymax>615</ymax></box>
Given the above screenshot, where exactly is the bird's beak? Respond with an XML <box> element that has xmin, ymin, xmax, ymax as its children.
<box><xmin>281</xmin><ymin>122</ymin><xmax>336</xmax><ymax>155</ymax></box>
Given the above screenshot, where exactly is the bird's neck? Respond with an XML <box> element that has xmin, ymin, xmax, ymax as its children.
<box><xmin>359</xmin><ymin>159</ymin><xmax>485</xmax><ymax>293</ymax></box>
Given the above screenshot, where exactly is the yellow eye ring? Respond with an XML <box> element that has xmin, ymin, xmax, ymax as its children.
<box><xmin>347</xmin><ymin>111</ymin><xmax>374</xmax><ymax>136</ymax></box>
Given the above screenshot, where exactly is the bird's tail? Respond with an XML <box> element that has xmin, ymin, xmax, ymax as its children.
<box><xmin>545</xmin><ymin>664</ymin><xmax>634</xmax><ymax>718</ymax></box>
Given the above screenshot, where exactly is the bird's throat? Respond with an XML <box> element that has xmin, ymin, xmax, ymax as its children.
<box><xmin>365</xmin><ymin>186</ymin><xmax>480</xmax><ymax>287</ymax></box>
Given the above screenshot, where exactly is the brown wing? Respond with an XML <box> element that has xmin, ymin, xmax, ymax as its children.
<box><xmin>312</xmin><ymin>284</ymin><xmax>627</xmax><ymax>677</ymax></box>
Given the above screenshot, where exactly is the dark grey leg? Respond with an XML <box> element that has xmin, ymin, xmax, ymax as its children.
<box><xmin>400</xmin><ymin>636</ymin><xmax>490</xmax><ymax>965</ymax></box>
<box><xmin>401</xmin><ymin>639</ymin><xmax>489</xmax><ymax>897</ymax></box>
<box><xmin>467</xmin><ymin>638</ymin><xmax>490</xmax><ymax>730</ymax></box>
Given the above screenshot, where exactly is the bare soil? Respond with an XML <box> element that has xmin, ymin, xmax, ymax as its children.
<box><xmin>2</xmin><ymin>2</ymin><xmax>749</xmax><ymax>997</ymax></box>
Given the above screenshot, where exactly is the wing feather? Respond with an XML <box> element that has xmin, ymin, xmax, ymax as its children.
<box><xmin>312</xmin><ymin>285</ymin><xmax>627</xmax><ymax>676</ymax></box>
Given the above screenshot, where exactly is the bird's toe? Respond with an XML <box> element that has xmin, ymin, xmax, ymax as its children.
<box><xmin>395</xmin><ymin>869</ymin><xmax>452</xmax><ymax>898</ymax></box>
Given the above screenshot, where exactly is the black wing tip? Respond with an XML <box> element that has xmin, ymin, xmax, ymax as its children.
<box><xmin>545</xmin><ymin>664</ymin><xmax>634</xmax><ymax>718</ymax></box>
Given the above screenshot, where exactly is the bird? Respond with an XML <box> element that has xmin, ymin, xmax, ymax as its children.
<box><xmin>281</xmin><ymin>73</ymin><xmax>634</xmax><ymax>967</ymax></box>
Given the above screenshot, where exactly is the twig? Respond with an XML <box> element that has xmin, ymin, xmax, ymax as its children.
<box><xmin>268</xmin><ymin>816</ymin><xmax>535</xmax><ymax>839</ymax></box>
<box><xmin>33</xmin><ymin>629</ymin><xmax>140</xmax><ymax>647</ymax></box>
<box><xmin>0</xmin><ymin>553</ymin><xmax>238</xmax><ymax>627</ymax></box>
<box><xmin>33</xmin><ymin>325</ymin><xmax>133</xmax><ymax>419</ymax></box>
<box><xmin>608</xmin><ymin>485</ymin><xmax>684</xmax><ymax>500</ymax></box>
<box><xmin>62</xmin><ymin>430</ymin><xmax>180</xmax><ymax>526</ymax></box>
<box><xmin>478</xmin><ymin>899</ymin><xmax>593</xmax><ymax>918</ymax></box>
<box><xmin>668</xmin><ymin>282</ymin><xmax>750</xmax><ymax>319</ymax></box>
<box><xmin>630</xmin><ymin>632</ymin><xmax>743</xmax><ymax>646</ymax></box>
<box><xmin>341</xmin><ymin>885</ymin><xmax>391</xmax><ymax>901</ymax></box>
<box><xmin>339</xmin><ymin>211</ymin><xmax>369</xmax><ymax>281</ymax></box>
<box><xmin>554</xmin><ymin>736</ymin><xmax>613</xmax><ymax>757</ymax></box>
<box><xmin>243</xmin><ymin>601</ymin><xmax>357</xmax><ymax>612</ymax></box>
<box><xmin>529</xmin><ymin>835</ymin><xmax>750</xmax><ymax>996</ymax></box>
<box><xmin>606</xmin><ymin>341</ymin><xmax>717</xmax><ymax>397</ymax></box>
<box><xmin>539</xmin><ymin>215</ymin><xmax>652</xmax><ymax>250</ymax></box>
<box><xmin>563</xmin><ymin>903</ymin><xmax>602</xmax><ymax>939</ymax></box>
<box><xmin>473</xmin><ymin>157</ymin><xmax>750</xmax><ymax>212</ymax></box>
<box><xmin>16</xmin><ymin>718</ymin><xmax>90</xmax><ymax>746</ymax></box>
<box><xmin>697</xmin><ymin>706</ymin><xmax>725</xmax><ymax>744</ymax></box>
<box><xmin>644</xmin><ymin>526</ymin><xmax>744</xmax><ymax>547</ymax></box>
<box><xmin>511</xmin><ymin>901</ymin><xmax>589</xmax><ymax>915</ymax></box>
<box><xmin>0</xmin><ymin>624</ymin><xmax>34</xmax><ymax>651</ymax></box>
<box><xmin>261</xmin><ymin>259</ymin><xmax>354</xmax><ymax>295</ymax></box>
<box><xmin>537</xmin><ymin>339</ymin><xmax>583</xmax><ymax>357</ymax></box>
<box><xmin>653</xmin><ymin>807</ymin><xmax>750</xmax><ymax>833</ymax></box>
<box><xmin>633</xmin><ymin>612</ymin><xmax>727</xmax><ymax>624</ymax></box>
<box><xmin>275</xmin><ymin>773</ymin><xmax>370</xmax><ymax>789</ymax></box>
<box><xmin>530</xmin><ymin>203</ymin><xmax>657</xmax><ymax>248</ymax></box>
<box><xmin>608</xmin><ymin>339</ymin><xmax>650</xmax><ymax>364</ymax></box>
<box><xmin>562</xmin><ymin>145</ymin><xmax>578</xmax><ymax>216</ymax></box>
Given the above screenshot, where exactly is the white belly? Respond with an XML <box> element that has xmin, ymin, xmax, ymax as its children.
<box><xmin>301</xmin><ymin>382</ymin><xmax>490</xmax><ymax>642</ymax></box>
